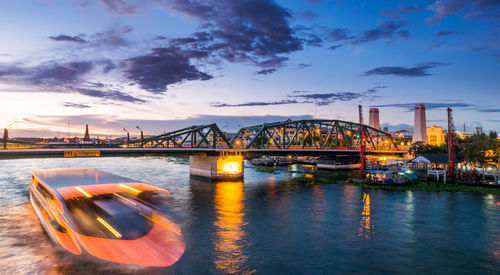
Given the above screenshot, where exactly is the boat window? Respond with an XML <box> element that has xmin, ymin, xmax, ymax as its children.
<box><xmin>65</xmin><ymin>193</ymin><xmax>153</xmax><ymax>240</ymax></box>
<box><xmin>36</xmin><ymin>182</ymin><xmax>55</xmax><ymax>201</ymax></box>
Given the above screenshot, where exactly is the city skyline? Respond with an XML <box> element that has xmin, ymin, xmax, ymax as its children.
<box><xmin>0</xmin><ymin>0</ymin><xmax>499</xmax><ymax>137</ymax></box>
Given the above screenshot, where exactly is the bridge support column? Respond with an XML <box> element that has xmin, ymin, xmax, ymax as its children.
<box><xmin>190</xmin><ymin>152</ymin><xmax>244</xmax><ymax>181</ymax></box>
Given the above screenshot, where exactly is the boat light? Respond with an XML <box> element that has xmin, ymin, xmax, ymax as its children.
<box><xmin>97</xmin><ymin>217</ymin><xmax>122</xmax><ymax>238</ymax></box>
<box><xmin>119</xmin><ymin>183</ymin><xmax>141</xmax><ymax>193</ymax></box>
<box><xmin>76</xmin><ymin>187</ymin><xmax>92</xmax><ymax>198</ymax></box>
<box><xmin>114</xmin><ymin>193</ymin><xmax>136</xmax><ymax>205</ymax></box>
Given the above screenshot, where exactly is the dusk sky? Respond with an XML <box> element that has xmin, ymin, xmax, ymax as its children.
<box><xmin>0</xmin><ymin>0</ymin><xmax>499</xmax><ymax>138</ymax></box>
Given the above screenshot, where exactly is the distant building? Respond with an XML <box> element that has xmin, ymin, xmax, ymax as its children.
<box><xmin>475</xmin><ymin>127</ymin><xmax>483</xmax><ymax>135</ymax></box>
<box><xmin>426</xmin><ymin>125</ymin><xmax>444</xmax><ymax>146</ymax></box>
<box><xmin>83</xmin><ymin>124</ymin><xmax>91</xmax><ymax>141</ymax></box>
<box><xmin>412</xmin><ymin>104</ymin><xmax>428</xmax><ymax>143</ymax></box>
<box><xmin>368</xmin><ymin>108</ymin><xmax>380</xmax><ymax>130</ymax></box>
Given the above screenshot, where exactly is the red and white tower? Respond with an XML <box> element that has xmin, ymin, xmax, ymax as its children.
<box><xmin>412</xmin><ymin>104</ymin><xmax>428</xmax><ymax>143</ymax></box>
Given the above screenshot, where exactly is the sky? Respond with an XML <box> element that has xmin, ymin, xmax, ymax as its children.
<box><xmin>0</xmin><ymin>0</ymin><xmax>499</xmax><ymax>138</ymax></box>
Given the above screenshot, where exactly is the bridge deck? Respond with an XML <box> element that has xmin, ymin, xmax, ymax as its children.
<box><xmin>0</xmin><ymin>148</ymin><xmax>407</xmax><ymax>159</ymax></box>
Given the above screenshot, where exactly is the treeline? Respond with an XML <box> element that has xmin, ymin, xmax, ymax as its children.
<box><xmin>409</xmin><ymin>131</ymin><xmax>499</xmax><ymax>166</ymax></box>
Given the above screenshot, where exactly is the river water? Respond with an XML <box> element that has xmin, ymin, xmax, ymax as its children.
<box><xmin>0</xmin><ymin>156</ymin><xmax>499</xmax><ymax>274</ymax></box>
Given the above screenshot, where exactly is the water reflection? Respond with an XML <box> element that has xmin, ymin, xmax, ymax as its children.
<box><xmin>213</xmin><ymin>181</ymin><xmax>250</xmax><ymax>274</ymax></box>
<box><xmin>358</xmin><ymin>193</ymin><xmax>375</xmax><ymax>239</ymax></box>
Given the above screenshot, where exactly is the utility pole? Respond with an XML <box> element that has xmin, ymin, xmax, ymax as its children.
<box><xmin>447</xmin><ymin>108</ymin><xmax>457</xmax><ymax>179</ymax></box>
<box><xmin>359</xmin><ymin>105</ymin><xmax>365</xmax><ymax>177</ymax></box>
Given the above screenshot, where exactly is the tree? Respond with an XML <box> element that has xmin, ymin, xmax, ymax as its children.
<box><xmin>409</xmin><ymin>141</ymin><xmax>447</xmax><ymax>156</ymax></box>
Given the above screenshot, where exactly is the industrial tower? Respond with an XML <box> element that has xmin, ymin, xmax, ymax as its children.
<box><xmin>369</xmin><ymin>108</ymin><xmax>380</xmax><ymax>130</ymax></box>
<box><xmin>412</xmin><ymin>104</ymin><xmax>428</xmax><ymax>143</ymax></box>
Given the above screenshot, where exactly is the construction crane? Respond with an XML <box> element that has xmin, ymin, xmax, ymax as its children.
<box><xmin>447</xmin><ymin>108</ymin><xmax>458</xmax><ymax>178</ymax></box>
<box><xmin>359</xmin><ymin>105</ymin><xmax>365</xmax><ymax>177</ymax></box>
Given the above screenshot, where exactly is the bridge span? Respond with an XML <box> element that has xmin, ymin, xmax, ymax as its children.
<box><xmin>2</xmin><ymin>119</ymin><xmax>408</xmax><ymax>180</ymax></box>
<box><xmin>0</xmin><ymin>147</ymin><xmax>407</xmax><ymax>159</ymax></box>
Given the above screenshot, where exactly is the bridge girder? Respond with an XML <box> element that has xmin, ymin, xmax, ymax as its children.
<box><xmin>130</xmin><ymin>123</ymin><xmax>232</xmax><ymax>148</ymax></box>
<box><xmin>230</xmin><ymin>119</ymin><xmax>399</xmax><ymax>151</ymax></box>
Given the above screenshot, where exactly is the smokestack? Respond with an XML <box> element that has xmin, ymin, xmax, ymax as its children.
<box><xmin>412</xmin><ymin>104</ymin><xmax>428</xmax><ymax>143</ymax></box>
<box><xmin>369</xmin><ymin>108</ymin><xmax>380</xmax><ymax>130</ymax></box>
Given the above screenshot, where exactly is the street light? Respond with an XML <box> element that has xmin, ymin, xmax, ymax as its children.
<box><xmin>136</xmin><ymin>126</ymin><xmax>144</xmax><ymax>147</ymax></box>
<box><xmin>123</xmin><ymin>128</ymin><xmax>129</xmax><ymax>146</ymax></box>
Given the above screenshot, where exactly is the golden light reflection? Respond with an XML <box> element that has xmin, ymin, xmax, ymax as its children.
<box><xmin>213</xmin><ymin>181</ymin><xmax>249</xmax><ymax>274</ymax></box>
<box><xmin>119</xmin><ymin>183</ymin><xmax>141</xmax><ymax>193</ymax></box>
<box><xmin>75</xmin><ymin>187</ymin><xmax>91</xmax><ymax>198</ymax></box>
<box><xmin>358</xmin><ymin>193</ymin><xmax>375</xmax><ymax>239</ymax></box>
<box><xmin>97</xmin><ymin>217</ymin><xmax>122</xmax><ymax>238</ymax></box>
<box><xmin>217</xmin><ymin>155</ymin><xmax>243</xmax><ymax>175</ymax></box>
<box><xmin>113</xmin><ymin>193</ymin><xmax>136</xmax><ymax>205</ymax></box>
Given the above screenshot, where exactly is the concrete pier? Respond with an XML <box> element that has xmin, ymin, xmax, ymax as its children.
<box><xmin>189</xmin><ymin>152</ymin><xmax>244</xmax><ymax>181</ymax></box>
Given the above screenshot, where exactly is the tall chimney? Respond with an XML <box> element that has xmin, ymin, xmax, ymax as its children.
<box><xmin>369</xmin><ymin>108</ymin><xmax>380</xmax><ymax>130</ymax></box>
<box><xmin>412</xmin><ymin>104</ymin><xmax>428</xmax><ymax>143</ymax></box>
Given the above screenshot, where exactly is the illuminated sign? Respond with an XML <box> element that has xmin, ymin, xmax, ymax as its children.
<box><xmin>64</xmin><ymin>150</ymin><xmax>101</xmax><ymax>158</ymax></box>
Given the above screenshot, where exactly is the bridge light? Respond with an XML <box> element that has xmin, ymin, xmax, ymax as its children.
<box><xmin>369</xmin><ymin>134</ymin><xmax>373</xmax><ymax>138</ymax></box>
<box><xmin>355</xmin><ymin>134</ymin><xmax>360</xmax><ymax>139</ymax></box>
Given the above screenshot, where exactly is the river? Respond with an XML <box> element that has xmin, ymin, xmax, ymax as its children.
<box><xmin>0</xmin><ymin>156</ymin><xmax>499</xmax><ymax>274</ymax></box>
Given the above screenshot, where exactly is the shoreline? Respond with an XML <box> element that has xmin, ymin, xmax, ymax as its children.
<box><xmin>292</xmin><ymin>172</ymin><xmax>500</xmax><ymax>195</ymax></box>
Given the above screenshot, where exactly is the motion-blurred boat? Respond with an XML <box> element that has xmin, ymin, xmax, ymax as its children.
<box><xmin>29</xmin><ymin>168</ymin><xmax>185</xmax><ymax>266</ymax></box>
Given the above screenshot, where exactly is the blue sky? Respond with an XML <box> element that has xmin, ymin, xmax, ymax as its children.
<box><xmin>0</xmin><ymin>0</ymin><xmax>498</xmax><ymax>137</ymax></box>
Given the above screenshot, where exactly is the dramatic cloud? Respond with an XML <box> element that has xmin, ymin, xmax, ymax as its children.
<box><xmin>353</xmin><ymin>20</ymin><xmax>407</xmax><ymax>44</ymax></box>
<box><xmin>123</xmin><ymin>47</ymin><xmax>213</xmax><ymax>94</ymax></box>
<box><xmin>211</xmin><ymin>99</ymin><xmax>300</xmax><ymax>107</ymax></box>
<box><xmin>297</xmin><ymin>63</ymin><xmax>311</xmax><ymax>69</ymax></box>
<box><xmin>435</xmin><ymin>31</ymin><xmax>456</xmax><ymax>37</ymax></box>
<box><xmin>0</xmin><ymin>61</ymin><xmax>144</xmax><ymax>103</ymax></box>
<box><xmin>165</xmin><ymin>0</ymin><xmax>303</xmax><ymax>70</ymax></box>
<box><xmin>326</xmin><ymin>28</ymin><xmax>354</xmax><ymax>42</ymax></box>
<box><xmin>73</xmin><ymin>87</ymin><xmax>145</xmax><ymax>103</ymax></box>
<box><xmin>426</xmin><ymin>0</ymin><xmax>500</xmax><ymax>24</ymax></box>
<box><xmin>293</xmin><ymin>92</ymin><xmax>363</xmax><ymax>106</ymax></box>
<box><xmin>382</xmin><ymin>5</ymin><xmax>425</xmax><ymax>18</ymax></box>
<box><xmin>99</xmin><ymin>0</ymin><xmax>138</xmax><ymax>15</ymax></box>
<box><xmin>371</xmin><ymin>102</ymin><xmax>476</xmax><ymax>111</ymax></box>
<box><xmin>362</xmin><ymin>62</ymin><xmax>449</xmax><ymax>77</ymax></box>
<box><xmin>62</xmin><ymin>102</ymin><xmax>91</xmax><ymax>108</ymax></box>
<box><xmin>214</xmin><ymin>85</ymin><xmax>387</xmax><ymax>108</ymax></box>
<box><xmin>49</xmin><ymin>34</ymin><xmax>86</xmax><ymax>43</ymax></box>
<box><xmin>256</xmin><ymin>68</ymin><xmax>277</xmax><ymax>75</ymax></box>
<box><xmin>327</xmin><ymin>45</ymin><xmax>342</xmax><ymax>51</ymax></box>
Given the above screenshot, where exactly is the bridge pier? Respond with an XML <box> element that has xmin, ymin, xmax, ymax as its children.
<box><xmin>189</xmin><ymin>152</ymin><xmax>244</xmax><ymax>181</ymax></box>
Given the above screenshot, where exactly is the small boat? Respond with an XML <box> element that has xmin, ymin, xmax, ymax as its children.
<box><xmin>30</xmin><ymin>168</ymin><xmax>185</xmax><ymax>266</ymax></box>
<box><xmin>317</xmin><ymin>160</ymin><xmax>360</xmax><ymax>170</ymax></box>
<box><xmin>250</xmin><ymin>157</ymin><xmax>292</xmax><ymax>166</ymax></box>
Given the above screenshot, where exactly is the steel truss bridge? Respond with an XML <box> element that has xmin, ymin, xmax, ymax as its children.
<box><xmin>129</xmin><ymin>119</ymin><xmax>401</xmax><ymax>152</ymax></box>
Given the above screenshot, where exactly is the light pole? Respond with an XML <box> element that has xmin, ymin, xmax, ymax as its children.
<box><xmin>122</xmin><ymin>128</ymin><xmax>129</xmax><ymax>146</ymax></box>
<box><xmin>136</xmin><ymin>126</ymin><xmax>144</xmax><ymax>148</ymax></box>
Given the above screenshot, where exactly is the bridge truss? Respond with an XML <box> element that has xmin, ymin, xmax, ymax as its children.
<box><xmin>131</xmin><ymin>124</ymin><xmax>232</xmax><ymax>148</ymax></box>
<box><xmin>230</xmin><ymin>119</ymin><xmax>398</xmax><ymax>151</ymax></box>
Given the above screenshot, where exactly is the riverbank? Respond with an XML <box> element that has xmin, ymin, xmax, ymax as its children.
<box><xmin>293</xmin><ymin>171</ymin><xmax>500</xmax><ymax>195</ymax></box>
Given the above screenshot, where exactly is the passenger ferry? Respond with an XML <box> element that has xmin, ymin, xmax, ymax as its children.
<box><xmin>29</xmin><ymin>168</ymin><xmax>185</xmax><ymax>266</ymax></box>
<box><xmin>317</xmin><ymin>159</ymin><xmax>361</xmax><ymax>170</ymax></box>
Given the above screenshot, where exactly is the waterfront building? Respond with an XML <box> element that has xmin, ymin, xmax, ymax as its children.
<box><xmin>426</xmin><ymin>125</ymin><xmax>445</xmax><ymax>146</ymax></box>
